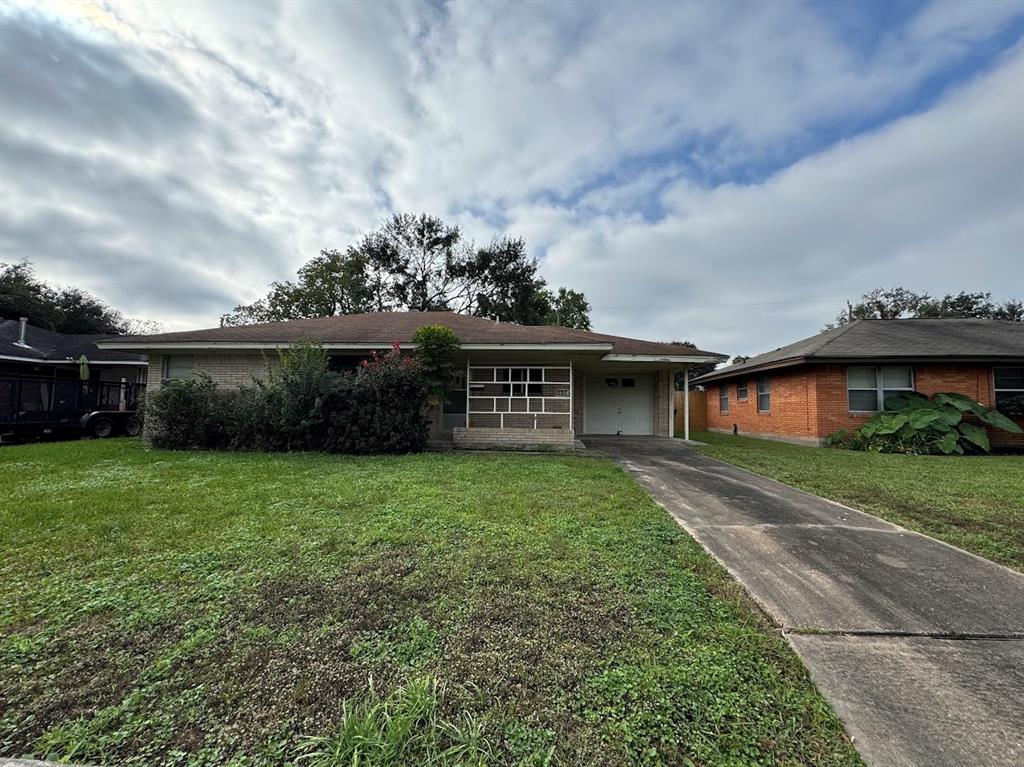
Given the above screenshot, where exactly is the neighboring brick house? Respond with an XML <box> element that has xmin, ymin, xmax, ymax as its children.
<box><xmin>694</xmin><ymin>319</ymin><xmax>1024</xmax><ymax>447</ymax></box>
<box><xmin>98</xmin><ymin>311</ymin><xmax>725</xmax><ymax>450</ymax></box>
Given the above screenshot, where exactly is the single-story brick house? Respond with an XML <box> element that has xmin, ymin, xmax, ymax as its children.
<box><xmin>694</xmin><ymin>319</ymin><xmax>1024</xmax><ymax>447</ymax></box>
<box><xmin>98</xmin><ymin>311</ymin><xmax>725</xmax><ymax>449</ymax></box>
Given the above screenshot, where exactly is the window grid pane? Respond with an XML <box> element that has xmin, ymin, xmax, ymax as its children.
<box><xmin>848</xmin><ymin>390</ymin><xmax>879</xmax><ymax>412</ymax></box>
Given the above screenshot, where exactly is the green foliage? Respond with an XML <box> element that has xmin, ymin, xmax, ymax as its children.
<box><xmin>297</xmin><ymin>677</ymin><xmax>494</xmax><ymax>767</ymax></box>
<box><xmin>826</xmin><ymin>287</ymin><xmax>1022</xmax><ymax>329</ymax></box>
<box><xmin>221</xmin><ymin>213</ymin><xmax>591</xmax><ymax>329</ymax></box>
<box><xmin>145</xmin><ymin>342</ymin><xmax>429</xmax><ymax>454</ymax></box>
<box><xmin>0</xmin><ymin>440</ymin><xmax>862</xmax><ymax>766</ymax></box>
<box><xmin>0</xmin><ymin>260</ymin><xmax>137</xmax><ymax>334</ymax></box>
<box><xmin>412</xmin><ymin>324</ymin><xmax>460</xmax><ymax>401</ymax></box>
<box><xmin>839</xmin><ymin>391</ymin><xmax>1022</xmax><ymax>455</ymax></box>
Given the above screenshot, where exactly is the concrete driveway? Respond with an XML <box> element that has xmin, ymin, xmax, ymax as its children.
<box><xmin>584</xmin><ymin>436</ymin><xmax>1024</xmax><ymax>767</ymax></box>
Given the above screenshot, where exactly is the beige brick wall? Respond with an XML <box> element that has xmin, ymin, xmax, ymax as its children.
<box><xmin>147</xmin><ymin>353</ymin><xmax>276</xmax><ymax>388</ymax></box>
<box><xmin>654</xmin><ymin>369</ymin><xmax>671</xmax><ymax>437</ymax></box>
<box><xmin>453</xmin><ymin>426</ymin><xmax>575</xmax><ymax>450</ymax></box>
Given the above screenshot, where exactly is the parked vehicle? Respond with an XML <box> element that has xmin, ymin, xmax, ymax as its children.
<box><xmin>0</xmin><ymin>374</ymin><xmax>145</xmax><ymax>443</ymax></box>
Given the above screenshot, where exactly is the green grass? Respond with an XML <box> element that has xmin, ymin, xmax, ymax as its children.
<box><xmin>688</xmin><ymin>431</ymin><xmax>1024</xmax><ymax>571</ymax></box>
<box><xmin>0</xmin><ymin>439</ymin><xmax>861</xmax><ymax>767</ymax></box>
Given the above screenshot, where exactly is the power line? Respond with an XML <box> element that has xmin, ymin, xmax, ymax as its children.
<box><xmin>591</xmin><ymin>298</ymin><xmax>844</xmax><ymax>311</ymax></box>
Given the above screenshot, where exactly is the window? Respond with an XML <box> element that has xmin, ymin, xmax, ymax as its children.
<box><xmin>621</xmin><ymin>378</ymin><xmax>636</xmax><ymax>388</ymax></box>
<box><xmin>994</xmin><ymin>367</ymin><xmax>1024</xmax><ymax>415</ymax></box>
<box><xmin>163</xmin><ymin>355</ymin><xmax>195</xmax><ymax>380</ymax></box>
<box><xmin>757</xmin><ymin>375</ymin><xmax>771</xmax><ymax>412</ymax></box>
<box><xmin>736</xmin><ymin>380</ymin><xmax>748</xmax><ymax>401</ymax></box>
<box><xmin>719</xmin><ymin>385</ymin><xmax>729</xmax><ymax>414</ymax></box>
<box><xmin>466</xmin><ymin>366</ymin><xmax>571</xmax><ymax>429</ymax></box>
<box><xmin>846</xmin><ymin>366</ymin><xmax>913</xmax><ymax>411</ymax></box>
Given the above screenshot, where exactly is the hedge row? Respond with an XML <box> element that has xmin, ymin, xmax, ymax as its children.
<box><xmin>144</xmin><ymin>343</ymin><xmax>430</xmax><ymax>454</ymax></box>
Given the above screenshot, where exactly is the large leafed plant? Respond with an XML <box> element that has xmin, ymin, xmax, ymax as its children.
<box><xmin>836</xmin><ymin>391</ymin><xmax>1022</xmax><ymax>455</ymax></box>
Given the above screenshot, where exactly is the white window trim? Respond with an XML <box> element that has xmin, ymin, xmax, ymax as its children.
<box><xmin>466</xmin><ymin>365</ymin><xmax>571</xmax><ymax>429</ymax></box>
<box><xmin>846</xmin><ymin>365</ymin><xmax>914</xmax><ymax>412</ymax></box>
<box><xmin>993</xmin><ymin>366</ymin><xmax>1024</xmax><ymax>408</ymax></box>
<box><xmin>736</xmin><ymin>380</ymin><xmax>748</xmax><ymax>401</ymax></box>
<box><xmin>719</xmin><ymin>385</ymin><xmax>729</xmax><ymax>414</ymax></box>
<box><xmin>757</xmin><ymin>375</ymin><xmax>771</xmax><ymax>413</ymax></box>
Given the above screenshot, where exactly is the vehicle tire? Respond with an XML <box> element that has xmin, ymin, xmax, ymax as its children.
<box><xmin>125</xmin><ymin>416</ymin><xmax>143</xmax><ymax>437</ymax></box>
<box><xmin>91</xmin><ymin>417</ymin><xmax>115</xmax><ymax>439</ymax></box>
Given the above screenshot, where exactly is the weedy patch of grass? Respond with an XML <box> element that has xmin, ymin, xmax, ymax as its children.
<box><xmin>687</xmin><ymin>430</ymin><xmax>1024</xmax><ymax>571</ymax></box>
<box><xmin>0</xmin><ymin>439</ymin><xmax>862</xmax><ymax>766</ymax></box>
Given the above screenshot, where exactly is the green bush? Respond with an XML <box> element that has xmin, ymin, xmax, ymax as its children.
<box><xmin>834</xmin><ymin>391</ymin><xmax>1022</xmax><ymax>455</ymax></box>
<box><xmin>145</xmin><ymin>342</ymin><xmax>429</xmax><ymax>454</ymax></box>
<box><xmin>412</xmin><ymin>324</ymin><xmax>460</xmax><ymax>402</ymax></box>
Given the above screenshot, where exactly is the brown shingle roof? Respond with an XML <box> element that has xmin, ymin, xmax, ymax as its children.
<box><xmin>695</xmin><ymin>319</ymin><xmax>1024</xmax><ymax>383</ymax></box>
<box><xmin>98</xmin><ymin>311</ymin><xmax>726</xmax><ymax>359</ymax></box>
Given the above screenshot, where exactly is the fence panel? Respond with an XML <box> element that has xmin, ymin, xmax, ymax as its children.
<box><xmin>674</xmin><ymin>389</ymin><xmax>707</xmax><ymax>434</ymax></box>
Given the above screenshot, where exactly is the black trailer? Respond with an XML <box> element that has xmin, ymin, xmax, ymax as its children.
<box><xmin>0</xmin><ymin>374</ymin><xmax>146</xmax><ymax>443</ymax></box>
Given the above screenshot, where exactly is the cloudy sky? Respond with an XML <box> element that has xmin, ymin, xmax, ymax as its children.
<box><xmin>1</xmin><ymin>0</ymin><xmax>1022</xmax><ymax>355</ymax></box>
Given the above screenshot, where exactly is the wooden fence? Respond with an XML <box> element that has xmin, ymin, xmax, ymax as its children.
<box><xmin>674</xmin><ymin>389</ymin><xmax>707</xmax><ymax>434</ymax></box>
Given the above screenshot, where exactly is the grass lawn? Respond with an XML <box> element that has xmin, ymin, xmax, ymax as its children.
<box><xmin>0</xmin><ymin>439</ymin><xmax>860</xmax><ymax>767</ymax></box>
<box><xmin>688</xmin><ymin>431</ymin><xmax>1024</xmax><ymax>571</ymax></box>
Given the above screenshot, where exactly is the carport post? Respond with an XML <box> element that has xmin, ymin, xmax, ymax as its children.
<box><xmin>683</xmin><ymin>367</ymin><xmax>690</xmax><ymax>441</ymax></box>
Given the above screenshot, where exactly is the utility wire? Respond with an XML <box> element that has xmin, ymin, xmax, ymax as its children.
<box><xmin>591</xmin><ymin>298</ymin><xmax>844</xmax><ymax>311</ymax></box>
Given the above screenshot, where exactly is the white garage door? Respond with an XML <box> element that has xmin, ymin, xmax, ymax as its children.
<box><xmin>584</xmin><ymin>375</ymin><xmax>655</xmax><ymax>435</ymax></box>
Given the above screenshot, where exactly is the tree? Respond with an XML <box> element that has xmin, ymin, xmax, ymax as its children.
<box><xmin>730</xmin><ymin>355</ymin><xmax>750</xmax><ymax>365</ymax></box>
<box><xmin>826</xmin><ymin>287</ymin><xmax>1021</xmax><ymax>329</ymax></box>
<box><xmin>412</xmin><ymin>324</ymin><xmax>460</xmax><ymax>402</ymax></box>
<box><xmin>671</xmin><ymin>341</ymin><xmax>717</xmax><ymax>389</ymax></box>
<box><xmin>546</xmin><ymin>288</ymin><xmax>591</xmax><ymax>330</ymax></box>
<box><xmin>0</xmin><ymin>260</ymin><xmax>141</xmax><ymax>335</ymax></box>
<box><xmin>222</xmin><ymin>213</ymin><xmax>592</xmax><ymax>329</ymax></box>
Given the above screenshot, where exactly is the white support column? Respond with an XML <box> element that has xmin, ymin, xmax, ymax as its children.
<box><xmin>684</xmin><ymin>366</ymin><xmax>690</xmax><ymax>441</ymax></box>
<box><xmin>465</xmin><ymin>357</ymin><xmax>470</xmax><ymax>428</ymax></box>
<box><xmin>669</xmin><ymin>368</ymin><xmax>675</xmax><ymax>438</ymax></box>
<box><xmin>568</xmin><ymin>357</ymin><xmax>574</xmax><ymax>432</ymax></box>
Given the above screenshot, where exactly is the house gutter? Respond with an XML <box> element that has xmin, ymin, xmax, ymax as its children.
<box><xmin>96</xmin><ymin>341</ymin><xmax>616</xmax><ymax>353</ymax></box>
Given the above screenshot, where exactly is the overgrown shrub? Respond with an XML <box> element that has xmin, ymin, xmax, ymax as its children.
<box><xmin>829</xmin><ymin>391</ymin><xmax>1022</xmax><ymax>455</ymax></box>
<box><xmin>144</xmin><ymin>374</ymin><xmax>228</xmax><ymax>449</ymax></box>
<box><xmin>411</xmin><ymin>324</ymin><xmax>460</xmax><ymax>402</ymax></box>
<box><xmin>145</xmin><ymin>342</ymin><xmax>429</xmax><ymax>454</ymax></box>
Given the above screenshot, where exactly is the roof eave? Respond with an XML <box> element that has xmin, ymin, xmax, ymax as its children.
<box><xmin>96</xmin><ymin>340</ymin><xmax>616</xmax><ymax>353</ymax></box>
<box><xmin>601</xmin><ymin>353</ymin><xmax>728</xmax><ymax>363</ymax></box>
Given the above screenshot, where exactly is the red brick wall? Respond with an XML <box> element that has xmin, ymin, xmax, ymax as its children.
<box><xmin>705</xmin><ymin>367</ymin><xmax>820</xmax><ymax>442</ymax></box>
<box><xmin>707</xmin><ymin>363</ymin><xmax>1024</xmax><ymax>447</ymax></box>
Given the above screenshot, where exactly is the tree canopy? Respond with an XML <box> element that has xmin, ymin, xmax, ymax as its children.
<box><xmin>827</xmin><ymin>288</ymin><xmax>1022</xmax><ymax>329</ymax></box>
<box><xmin>0</xmin><ymin>260</ymin><xmax>157</xmax><ymax>335</ymax></box>
<box><xmin>222</xmin><ymin>213</ymin><xmax>592</xmax><ymax>329</ymax></box>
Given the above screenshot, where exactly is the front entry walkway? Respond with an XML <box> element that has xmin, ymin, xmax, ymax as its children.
<box><xmin>583</xmin><ymin>436</ymin><xmax>1024</xmax><ymax>767</ymax></box>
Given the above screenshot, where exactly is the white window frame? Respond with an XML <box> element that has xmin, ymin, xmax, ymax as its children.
<box><xmin>736</xmin><ymin>380</ymin><xmax>748</xmax><ymax>401</ymax></box>
<box><xmin>466</xmin><ymin>365</ymin><xmax>571</xmax><ymax>429</ymax></box>
<box><xmin>846</xmin><ymin>366</ymin><xmax>914</xmax><ymax>412</ymax></box>
<box><xmin>719</xmin><ymin>385</ymin><xmax>729</xmax><ymax>414</ymax></box>
<box><xmin>757</xmin><ymin>375</ymin><xmax>771</xmax><ymax>413</ymax></box>
<box><xmin>993</xmin><ymin>366</ymin><xmax>1024</xmax><ymax>411</ymax></box>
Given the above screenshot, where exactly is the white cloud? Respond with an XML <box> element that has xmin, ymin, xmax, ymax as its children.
<box><xmin>0</xmin><ymin>0</ymin><xmax>1021</xmax><ymax>345</ymax></box>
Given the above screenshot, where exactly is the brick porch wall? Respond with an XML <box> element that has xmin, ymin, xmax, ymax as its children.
<box><xmin>654</xmin><ymin>369</ymin><xmax>671</xmax><ymax>437</ymax></box>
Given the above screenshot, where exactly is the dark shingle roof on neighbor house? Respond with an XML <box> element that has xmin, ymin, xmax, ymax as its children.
<box><xmin>1</xmin><ymin>320</ymin><xmax>147</xmax><ymax>364</ymax></box>
<box><xmin>97</xmin><ymin>311</ymin><xmax>727</xmax><ymax>360</ymax></box>
<box><xmin>695</xmin><ymin>319</ymin><xmax>1024</xmax><ymax>384</ymax></box>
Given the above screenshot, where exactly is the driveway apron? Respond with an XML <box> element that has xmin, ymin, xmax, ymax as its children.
<box><xmin>584</xmin><ymin>436</ymin><xmax>1024</xmax><ymax>767</ymax></box>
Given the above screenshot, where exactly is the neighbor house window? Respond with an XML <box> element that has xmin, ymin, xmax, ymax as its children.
<box><xmin>736</xmin><ymin>380</ymin><xmax>749</xmax><ymax>401</ymax></box>
<box><xmin>757</xmin><ymin>375</ymin><xmax>771</xmax><ymax>412</ymax></box>
<box><xmin>163</xmin><ymin>355</ymin><xmax>195</xmax><ymax>380</ymax></box>
<box><xmin>719</xmin><ymin>385</ymin><xmax>729</xmax><ymax>414</ymax></box>
<box><xmin>994</xmin><ymin>367</ymin><xmax>1024</xmax><ymax>415</ymax></box>
<box><xmin>846</xmin><ymin>366</ymin><xmax>913</xmax><ymax>412</ymax></box>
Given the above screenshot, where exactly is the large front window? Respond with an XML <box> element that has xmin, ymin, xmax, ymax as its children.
<box><xmin>994</xmin><ymin>367</ymin><xmax>1024</xmax><ymax>416</ymax></box>
<box><xmin>467</xmin><ymin>366</ymin><xmax>571</xmax><ymax>429</ymax></box>
<box><xmin>163</xmin><ymin>355</ymin><xmax>195</xmax><ymax>380</ymax></box>
<box><xmin>847</xmin><ymin>366</ymin><xmax>913</xmax><ymax>412</ymax></box>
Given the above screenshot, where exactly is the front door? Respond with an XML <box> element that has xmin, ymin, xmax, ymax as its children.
<box><xmin>584</xmin><ymin>375</ymin><xmax>654</xmax><ymax>435</ymax></box>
